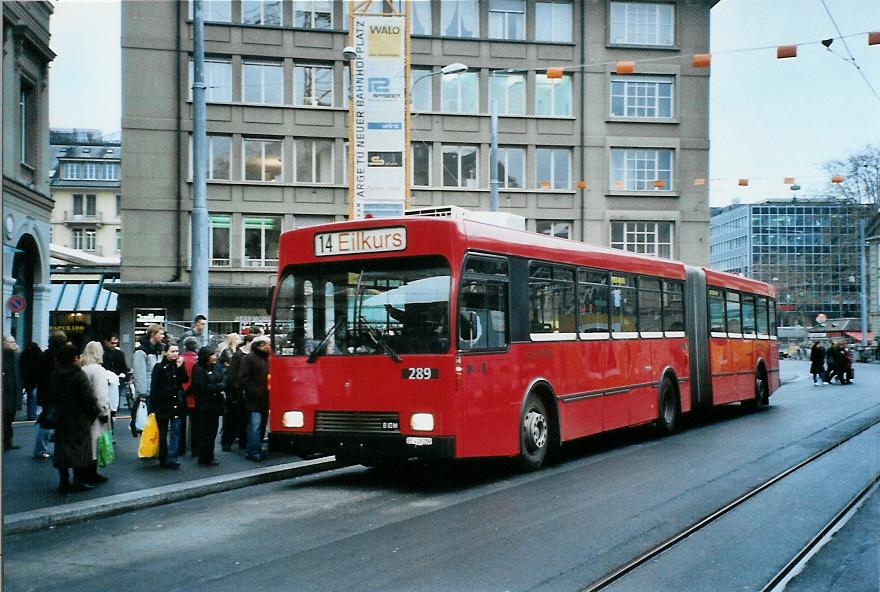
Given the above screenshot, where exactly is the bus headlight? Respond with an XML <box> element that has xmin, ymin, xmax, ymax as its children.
<box><xmin>410</xmin><ymin>413</ymin><xmax>434</xmax><ymax>432</ymax></box>
<box><xmin>282</xmin><ymin>411</ymin><xmax>304</xmax><ymax>428</ymax></box>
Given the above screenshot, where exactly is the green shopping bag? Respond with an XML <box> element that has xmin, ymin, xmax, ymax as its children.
<box><xmin>97</xmin><ymin>431</ymin><xmax>115</xmax><ymax>467</ymax></box>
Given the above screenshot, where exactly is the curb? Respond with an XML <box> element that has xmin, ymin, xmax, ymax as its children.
<box><xmin>3</xmin><ymin>456</ymin><xmax>340</xmax><ymax>535</ymax></box>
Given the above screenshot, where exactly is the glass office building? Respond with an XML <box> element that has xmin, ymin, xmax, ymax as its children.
<box><xmin>710</xmin><ymin>198</ymin><xmax>860</xmax><ymax>327</ymax></box>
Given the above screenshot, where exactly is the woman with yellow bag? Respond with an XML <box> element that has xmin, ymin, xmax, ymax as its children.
<box><xmin>147</xmin><ymin>341</ymin><xmax>188</xmax><ymax>468</ymax></box>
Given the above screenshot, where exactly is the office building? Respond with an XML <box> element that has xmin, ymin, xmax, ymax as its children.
<box><xmin>117</xmin><ymin>0</ymin><xmax>714</xmax><ymax>346</ymax></box>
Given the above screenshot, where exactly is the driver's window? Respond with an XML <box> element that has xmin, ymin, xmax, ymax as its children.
<box><xmin>459</xmin><ymin>255</ymin><xmax>509</xmax><ymax>352</ymax></box>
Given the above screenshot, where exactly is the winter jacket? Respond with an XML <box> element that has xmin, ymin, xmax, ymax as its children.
<box><xmin>133</xmin><ymin>338</ymin><xmax>163</xmax><ymax>397</ymax></box>
<box><xmin>51</xmin><ymin>364</ymin><xmax>99</xmax><ymax>469</ymax></box>
<box><xmin>102</xmin><ymin>346</ymin><xmax>128</xmax><ymax>377</ymax></box>
<box><xmin>19</xmin><ymin>344</ymin><xmax>42</xmax><ymax>390</ymax></box>
<box><xmin>226</xmin><ymin>348</ymin><xmax>247</xmax><ymax>405</ymax></box>
<box><xmin>2</xmin><ymin>350</ymin><xmax>22</xmax><ymax>415</ymax></box>
<box><xmin>809</xmin><ymin>346</ymin><xmax>825</xmax><ymax>374</ymax></box>
<box><xmin>240</xmin><ymin>348</ymin><xmax>270</xmax><ymax>414</ymax></box>
<box><xmin>192</xmin><ymin>363</ymin><xmax>226</xmax><ymax>414</ymax></box>
<box><xmin>150</xmin><ymin>359</ymin><xmax>189</xmax><ymax>419</ymax></box>
<box><xmin>82</xmin><ymin>363</ymin><xmax>112</xmax><ymax>461</ymax></box>
<box><xmin>37</xmin><ymin>345</ymin><xmax>63</xmax><ymax>408</ymax></box>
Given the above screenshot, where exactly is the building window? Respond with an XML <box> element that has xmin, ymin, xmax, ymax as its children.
<box><xmin>535</xmin><ymin>74</ymin><xmax>572</xmax><ymax>116</ymax></box>
<box><xmin>411</xmin><ymin>67</ymin><xmax>433</xmax><ymax>112</ymax></box>
<box><xmin>441</xmin><ymin>0</ymin><xmax>479</xmax><ymax>38</ymax></box>
<box><xmin>189</xmin><ymin>0</ymin><xmax>231</xmax><ymax>22</ymax></box>
<box><xmin>116</xmin><ymin>228</ymin><xmax>122</xmax><ymax>252</ymax></box>
<box><xmin>243</xmin><ymin>138</ymin><xmax>283</xmax><ymax>182</ymax></box>
<box><xmin>102</xmin><ymin>163</ymin><xmax>121</xmax><ymax>181</ymax></box>
<box><xmin>116</xmin><ymin>194</ymin><xmax>121</xmax><ymax>216</ymax></box>
<box><xmin>83</xmin><ymin>163</ymin><xmax>100</xmax><ymax>180</ymax></box>
<box><xmin>208</xmin><ymin>135</ymin><xmax>232</xmax><ymax>180</ymax></box>
<box><xmin>210</xmin><ymin>214</ymin><xmax>231</xmax><ymax>266</ymax></box>
<box><xmin>610</xmin><ymin>148</ymin><xmax>673</xmax><ymax>191</ymax></box>
<box><xmin>73</xmin><ymin>194</ymin><xmax>83</xmax><ymax>216</ymax></box>
<box><xmin>243</xmin><ymin>216</ymin><xmax>281</xmax><ymax>267</ymax></box>
<box><xmin>536</xmin><ymin>148</ymin><xmax>571</xmax><ymax>189</ymax></box>
<box><xmin>412</xmin><ymin>142</ymin><xmax>431</xmax><ymax>187</ymax></box>
<box><xmin>294</xmin><ymin>138</ymin><xmax>334</xmax><ymax>183</ymax></box>
<box><xmin>409</xmin><ymin>0</ymin><xmax>432</xmax><ymax>35</ymax></box>
<box><xmin>489</xmin><ymin>0</ymin><xmax>525</xmax><ymax>40</ymax></box>
<box><xmin>342</xmin><ymin>140</ymin><xmax>348</xmax><ymax>186</ymax></box>
<box><xmin>242</xmin><ymin>0</ymin><xmax>282</xmax><ymax>26</ymax></box>
<box><xmin>62</xmin><ymin>163</ymin><xmax>81</xmax><ymax>180</ymax></box>
<box><xmin>496</xmin><ymin>146</ymin><xmax>525</xmax><ymax>188</ymax></box>
<box><xmin>610</xmin><ymin>1</ymin><xmax>674</xmax><ymax>46</ymax></box>
<box><xmin>536</xmin><ymin>1</ymin><xmax>572</xmax><ymax>42</ymax></box>
<box><xmin>242</xmin><ymin>61</ymin><xmax>283</xmax><ymax>105</ymax></box>
<box><xmin>86</xmin><ymin>194</ymin><xmax>97</xmax><ymax>216</ymax></box>
<box><xmin>610</xmin><ymin>221</ymin><xmax>674</xmax><ymax>258</ymax></box>
<box><xmin>294</xmin><ymin>0</ymin><xmax>332</xmax><ymax>29</ymax></box>
<box><xmin>73</xmin><ymin>228</ymin><xmax>97</xmax><ymax>252</ymax></box>
<box><xmin>19</xmin><ymin>83</ymin><xmax>36</xmax><ymax>165</ymax></box>
<box><xmin>611</xmin><ymin>76</ymin><xmax>673</xmax><ymax>118</ymax></box>
<box><xmin>189</xmin><ymin>58</ymin><xmax>232</xmax><ymax>103</ymax></box>
<box><xmin>490</xmin><ymin>72</ymin><xmax>526</xmax><ymax>116</ymax></box>
<box><xmin>441</xmin><ymin>71</ymin><xmax>478</xmax><ymax>113</ymax></box>
<box><xmin>294</xmin><ymin>64</ymin><xmax>333</xmax><ymax>107</ymax></box>
<box><xmin>442</xmin><ymin>144</ymin><xmax>478</xmax><ymax>188</ymax></box>
<box><xmin>536</xmin><ymin>220</ymin><xmax>571</xmax><ymax>239</ymax></box>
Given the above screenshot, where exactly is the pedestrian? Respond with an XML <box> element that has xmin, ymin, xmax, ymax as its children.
<box><xmin>33</xmin><ymin>330</ymin><xmax>67</xmax><ymax>459</ymax></box>
<box><xmin>51</xmin><ymin>343</ymin><xmax>100</xmax><ymax>492</ymax></box>
<box><xmin>131</xmin><ymin>324</ymin><xmax>164</xmax><ymax>436</ymax></box>
<box><xmin>183</xmin><ymin>314</ymin><xmax>209</xmax><ymax>349</ymax></box>
<box><xmin>241</xmin><ymin>335</ymin><xmax>270</xmax><ymax>462</ymax></box>
<box><xmin>222</xmin><ymin>333</ymin><xmax>254</xmax><ymax>452</ymax></box>
<box><xmin>809</xmin><ymin>341</ymin><xmax>825</xmax><ymax>386</ymax></box>
<box><xmin>2</xmin><ymin>335</ymin><xmax>23</xmax><ymax>450</ymax></box>
<box><xmin>192</xmin><ymin>346</ymin><xmax>226</xmax><ymax>466</ymax></box>
<box><xmin>149</xmin><ymin>341</ymin><xmax>188</xmax><ymax>468</ymax></box>
<box><xmin>841</xmin><ymin>346</ymin><xmax>854</xmax><ymax>385</ymax></box>
<box><xmin>102</xmin><ymin>334</ymin><xmax>129</xmax><ymax>434</ymax></box>
<box><xmin>20</xmin><ymin>341</ymin><xmax>42</xmax><ymax>421</ymax></box>
<box><xmin>824</xmin><ymin>342</ymin><xmax>838</xmax><ymax>384</ymax></box>
<box><xmin>80</xmin><ymin>341</ymin><xmax>112</xmax><ymax>484</ymax></box>
<box><xmin>179</xmin><ymin>336</ymin><xmax>199</xmax><ymax>457</ymax></box>
<box><xmin>219</xmin><ymin>333</ymin><xmax>242</xmax><ymax>451</ymax></box>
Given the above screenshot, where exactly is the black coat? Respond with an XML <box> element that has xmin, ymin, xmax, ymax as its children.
<box><xmin>2</xmin><ymin>350</ymin><xmax>22</xmax><ymax>415</ymax></box>
<box><xmin>809</xmin><ymin>346</ymin><xmax>825</xmax><ymax>374</ymax></box>
<box><xmin>102</xmin><ymin>346</ymin><xmax>128</xmax><ymax>377</ymax></box>
<box><xmin>51</xmin><ymin>364</ymin><xmax>98</xmax><ymax>469</ymax></box>
<box><xmin>240</xmin><ymin>348</ymin><xmax>270</xmax><ymax>414</ymax></box>
<box><xmin>37</xmin><ymin>346</ymin><xmax>62</xmax><ymax>407</ymax></box>
<box><xmin>19</xmin><ymin>345</ymin><xmax>42</xmax><ymax>390</ymax></box>
<box><xmin>149</xmin><ymin>360</ymin><xmax>188</xmax><ymax>418</ymax></box>
<box><xmin>192</xmin><ymin>363</ymin><xmax>226</xmax><ymax>414</ymax></box>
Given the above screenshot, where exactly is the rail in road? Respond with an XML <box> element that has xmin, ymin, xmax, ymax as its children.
<box><xmin>581</xmin><ymin>416</ymin><xmax>880</xmax><ymax>592</ymax></box>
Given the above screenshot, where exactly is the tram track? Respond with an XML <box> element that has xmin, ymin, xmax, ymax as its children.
<box><xmin>579</xmin><ymin>416</ymin><xmax>880</xmax><ymax>592</ymax></box>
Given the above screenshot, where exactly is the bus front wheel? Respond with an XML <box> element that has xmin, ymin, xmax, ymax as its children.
<box><xmin>517</xmin><ymin>393</ymin><xmax>550</xmax><ymax>471</ymax></box>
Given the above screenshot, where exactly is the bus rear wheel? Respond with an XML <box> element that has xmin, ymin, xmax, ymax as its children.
<box><xmin>743</xmin><ymin>367</ymin><xmax>768</xmax><ymax>410</ymax></box>
<box><xmin>517</xmin><ymin>393</ymin><xmax>550</xmax><ymax>472</ymax></box>
<box><xmin>656</xmin><ymin>378</ymin><xmax>679</xmax><ymax>435</ymax></box>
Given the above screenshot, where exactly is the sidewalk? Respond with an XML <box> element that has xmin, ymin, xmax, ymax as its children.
<box><xmin>2</xmin><ymin>417</ymin><xmax>338</xmax><ymax>534</ymax></box>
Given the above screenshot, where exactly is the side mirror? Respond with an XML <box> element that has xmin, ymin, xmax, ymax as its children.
<box><xmin>266</xmin><ymin>284</ymin><xmax>275</xmax><ymax>315</ymax></box>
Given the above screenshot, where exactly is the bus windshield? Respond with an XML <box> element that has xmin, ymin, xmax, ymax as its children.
<box><xmin>272</xmin><ymin>256</ymin><xmax>451</xmax><ymax>358</ymax></box>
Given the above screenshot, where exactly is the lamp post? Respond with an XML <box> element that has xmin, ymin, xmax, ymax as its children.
<box><xmin>191</xmin><ymin>0</ymin><xmax>209</xmax><ymax>325</ymax></box>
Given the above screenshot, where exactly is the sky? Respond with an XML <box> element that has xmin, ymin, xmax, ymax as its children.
<box><xmin>48</xmin><ymin>0</ymin><xmax>880</xmax><ymax>207</ymax></box>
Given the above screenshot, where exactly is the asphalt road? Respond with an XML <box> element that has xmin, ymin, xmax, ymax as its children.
<box><xmin>3</xmin><ymin>360</ymin><xmax>879</xmax><ymax>591</ymax></box>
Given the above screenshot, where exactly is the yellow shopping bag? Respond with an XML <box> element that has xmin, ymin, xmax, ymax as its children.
<box><xmin>137</xmin><ymin>413</ymin><xmax>159</xmax><ymax>458</ymax></box>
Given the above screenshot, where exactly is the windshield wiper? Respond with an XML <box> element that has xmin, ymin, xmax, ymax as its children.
<box><xmin>307</xmin><ymin>317</ymin><xmax>347</xmax><ymax>364</ymax></box>
<box><xmin>359</xmin><ymin>315</ymin><xmax>401</xmax><ymax>363</ymax></box>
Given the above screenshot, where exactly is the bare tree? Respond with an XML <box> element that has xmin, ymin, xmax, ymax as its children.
<box><xmin>824</xmin><ymin>144</ymin><xmax>880</xmax><ymax>206</ymax></box>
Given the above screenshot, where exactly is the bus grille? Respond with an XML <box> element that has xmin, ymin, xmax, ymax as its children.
<box><xmin>314</xmin><ymin>411</ymin><xmax>401</xmax><ymax>434</ymax></box>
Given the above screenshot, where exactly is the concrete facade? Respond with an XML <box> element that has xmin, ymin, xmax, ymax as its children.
<box><xmin>118</xmin><ymin>0</ymin><xmax>712</xmax><ymax>347</ymax></box>
<box><xmin>2</xmin><ymin>1</ymin><xmax>54</xmax><ymax>347</ymax></box>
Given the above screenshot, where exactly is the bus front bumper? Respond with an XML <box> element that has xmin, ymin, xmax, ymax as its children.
<box><xmin>268</xmin><ymin>432</ymin><xmax>455</xmax><ymax>461</ymax></box>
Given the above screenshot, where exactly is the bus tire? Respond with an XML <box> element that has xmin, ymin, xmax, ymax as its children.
<box><xmin>743</xmin><ymin>366</ymin><xmax>768</xmax><ymax>410</ymax></box>
<box><xmin>656</xmin><ymin>377</ymin><xmax>679</xmax><ymax>435</ymax></box>
<box><xmin>517</xmin><ymin>393</ymin><xmax>550</xmax><ymax>472</ymax></box>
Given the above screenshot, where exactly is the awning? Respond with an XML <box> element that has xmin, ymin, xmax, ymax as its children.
<box><xmin>844</xmin><ymin>331</ymin><xmax>873</xmax><ymax>342</ymax></box>
<box><xmin>51</xmin><ymin>277</ymin><xmax>119</xmax><ymax>312</ymax></box>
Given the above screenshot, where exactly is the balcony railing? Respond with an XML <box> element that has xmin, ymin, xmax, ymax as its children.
<box><xmin>62</xmin><ymin>210</ymin><xmax>104</xmax><ymax>225</ymax></box>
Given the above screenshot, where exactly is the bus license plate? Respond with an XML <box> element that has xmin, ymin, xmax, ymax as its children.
<box><xmin>402</xmin><ymin>368</ymin><xmax>438</xmax><ymax>380</ymax></box>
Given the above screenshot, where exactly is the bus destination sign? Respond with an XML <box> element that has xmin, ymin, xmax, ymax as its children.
<box><xmin>314</xmin><ymin>226</ymin><xmax>407</xmax><ymax>257</ymax></box>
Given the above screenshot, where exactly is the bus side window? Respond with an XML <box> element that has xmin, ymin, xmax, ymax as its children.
<box><xmin>726</xmin><ymin>291</ymin><xmax>742</xmax><ymax>335</ymax></box>
<box><xmin>768</xmin><ymin>299</ymin><xmax>777</xmax><ymax>336</ymax></box>
<box><xmin>459</xmin><ymin>279</ymin><xmax>508</xmax><ymax>351</ymax></box>
<box><xmin>708</xmin><ymin>287</ymin><xmax>725</xmax><ymax>334</ymax></box>
<box><xmin>662</xmin><ymin>280</ymin><xmax>685</xmax><ymax>333</ymax></box>
<box><xmin>756</xmin><ymin>296</ymin><xmax>769</xmax><ymax>336</ymax></box>
<box><xmin>741</xmin><ymin>294</ymin><xmax>756</xmax><ymax>336</ymax></box>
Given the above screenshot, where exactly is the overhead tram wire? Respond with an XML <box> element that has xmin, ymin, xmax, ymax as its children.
<box><xmin>819</xmin><ymin>0</ymin><xmax>880</xmax><ymax>104</ymax></box>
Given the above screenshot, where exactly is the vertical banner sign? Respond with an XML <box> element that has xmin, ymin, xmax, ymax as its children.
<box><xmin>350</xmin><ymin>8</ymin><xmax>409</xmax><ymax>219</ymax></box>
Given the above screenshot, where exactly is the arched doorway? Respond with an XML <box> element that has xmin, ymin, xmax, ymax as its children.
<box><xmin>11</xmin><ymin>234</ymin><xmax>40</xmax><ymax>345</ymax></box>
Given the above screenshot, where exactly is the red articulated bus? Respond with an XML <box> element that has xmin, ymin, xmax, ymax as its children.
<box><xmin>267</xmin><ymin>212</ymin><xmax>779</xmax><ymax>470</ymax></box>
